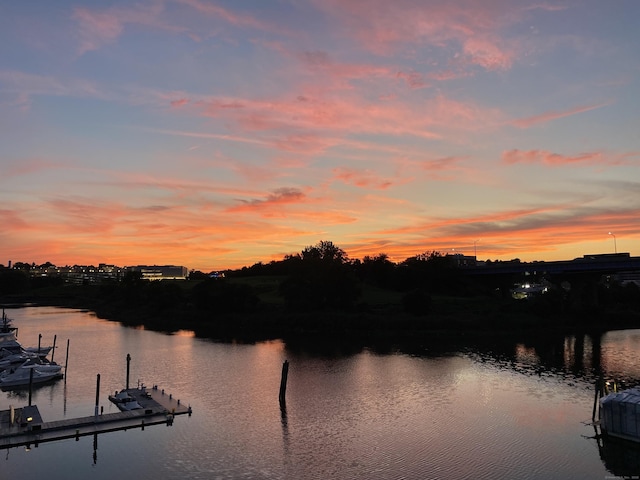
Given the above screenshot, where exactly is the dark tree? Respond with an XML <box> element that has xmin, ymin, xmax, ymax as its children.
<box><xmin>279</xmin><ymin>240</ymin><xmax>360</xmax><ymax>311</ymax></box>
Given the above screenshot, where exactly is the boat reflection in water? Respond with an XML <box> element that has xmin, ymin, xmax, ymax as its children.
<box><xmin>594</xmin><ymin>428</ymin><xmax>640</xmax><ymax>478</ymax></box>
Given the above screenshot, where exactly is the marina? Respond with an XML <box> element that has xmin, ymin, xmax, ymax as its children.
<box><xmin>0</xmin><ymin>384</ymin><xmax>191</xmax><ymax>449</ymax></box>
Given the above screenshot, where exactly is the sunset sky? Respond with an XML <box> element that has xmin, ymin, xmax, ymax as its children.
<box><xmin>1</xmin><ymin>1</ymin><xmax>639</xmax><ymax>271</ymax></box>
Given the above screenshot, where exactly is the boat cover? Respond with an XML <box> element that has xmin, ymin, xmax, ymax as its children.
<box><xmin>600</xmin><ymin>388</ymin><xmax>640</xmax><ymax>440</ymax></box>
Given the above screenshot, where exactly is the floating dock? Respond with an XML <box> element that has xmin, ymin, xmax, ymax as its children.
<box><xmin>0</xmin><ymin>385</ymin><xmax>191</xmax><ymax>449</ymax></box>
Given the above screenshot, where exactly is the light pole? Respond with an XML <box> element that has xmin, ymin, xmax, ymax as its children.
<box><xmin>473</xmin><ymin>240</ymin><xmax>478</xmax><ymax>259</ymax></box>
<box><xmin>608</xmin><ymin>232</ymin><xmax>617</xmax><ymax>254</ymax></box>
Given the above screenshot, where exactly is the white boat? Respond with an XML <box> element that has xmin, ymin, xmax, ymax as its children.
<box><xmin>0</xmin><ymin>310</ymin><xmax>56</xmax><ymax>361</ymax></box>
<box><xmin>0</xmin><ymin>350</ymin><xmax>39</xmax><ymax>370</ymax></box>
<box><xmin>0</xmin><ymin>362</ymin><xmax>63</xmax><ymax>388</ymax></box>
<box><xmin>22</xmin><ymin>345</ymin><xmax>54</xmax><ymax>357</ymax></box>
<box><xmin>108</xmin><ymin>390</ymin><xmax>143</xmax><ymax>411</ymax></box>
<box><xmin>599</xmin><ymin>387</ymin><xmax>640</xmax><ymax>442</ymax></box>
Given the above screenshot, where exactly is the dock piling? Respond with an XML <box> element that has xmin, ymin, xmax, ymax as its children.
<box><xmin>64</xmin><ymin>339</ymin><xmax>70</xmax><ymax>383</ymax></box>
<box><xmin>94</xmin><ymin>374</ymin><xmax>100</xmax><ymax>417</ymax></box>
<box><xmin>126</xmin><ymin>354</ymin><xmax>131</xmax><ymax>390</ymax></box>
<box><xmin>28</xmin><ymin>368</ymin><xmax>34</xmax><ymax>406</ymax></box>
<box><xmin>50</xmin><ymin>335</ymin><xmax>57</xmax><ymax>363</ymax></box>
<box><xmin>279</xmin><ymin>360</ymin><xmax>289</xmax><ymax>410</ymax></box>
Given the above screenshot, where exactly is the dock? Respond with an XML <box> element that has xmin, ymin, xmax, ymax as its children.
<box><xmin>0</xmin><ymin>385</ymin><xmax>192</xmax><ymax>449</ymax></box>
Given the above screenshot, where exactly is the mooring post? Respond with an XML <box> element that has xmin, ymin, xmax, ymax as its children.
<box><xmin>592</xmin><ymin>378</ymin><xmax>599</xmax><ymax>422</ymax></box>
<box><xmin>95</xmin><ymin>373</ymin><xmax>100</xmax><ymax>417</ymax></box>
<box><xmin>279</xmin><ymin>360</ymin><xmax>289</xmax><ymax>410</ymax></box>
<box><xmin>28</xmin><ymin>367</ymin><xmax>34</xmax><ymax>406</ymax></box>
<box><xmin>51</xmin><ymin>334</ymin><xmax>57</xmax><ymax>363</ymax></box>
<box><xmin>38</xmin><ymin>333</ymin><xmax>42</xmax><ymax>355</ymax></box>
<box><xmin>64</xmin><ymin>339</ymin><xmax>70</xmax><ymax>383</ymax></box>
<box><xmin>126</xmin><ymin>353</ymin><xmax>131</xmax><ymax>390</ymax></box>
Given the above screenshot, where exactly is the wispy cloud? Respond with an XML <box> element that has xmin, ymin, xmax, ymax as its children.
<box><xmin>226</xmin><ymin>187</ymin><xmax>307</xmax><ymax>214</ymax></box>
<box><xmin>332</xmin><ymin>168</ymin><xmax>394</xmax><ymax>189</ymax></box>
<box><xmin>512</xmin><ymin>102</ymin><xmax>611</xmax><ymax>128</ymax></box>
<box><xmin>502</xmin><ymin>149</ymin><xmax>638</xmax><ymax>167</ymax></box>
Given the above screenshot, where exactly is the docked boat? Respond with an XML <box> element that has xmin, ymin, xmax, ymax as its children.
<box><xmin>108</xmin><ymin>390</ymin><xmax>143</xmax><ymax>411</ymax></box>
<box><xmin>599</xmin><ymin>387</ymin><xmax>640</xmax><ymax>442</ymax></box>
<box><xmin>0</xmin><ymin>350</ymin><xmax>40</xmax><ymax>370</ymax></box>
<box><xmin>0</xmin><ymin>310</ymin><xmax>54</xmax><ymax>361</ymax></box>
<box><xmin>0</xmin><ymin>362</ymin><xmax>63</xmax><ymax>388</ymax></box>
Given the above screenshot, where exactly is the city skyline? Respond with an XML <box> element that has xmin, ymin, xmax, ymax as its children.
<box><xmin>1</xmin><ymin>1</ymin><xmax>639</xmax><ymax>271</ymax></box>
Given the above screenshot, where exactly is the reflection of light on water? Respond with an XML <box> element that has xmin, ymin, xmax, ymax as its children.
<box><xmin>172</xmin><ymin>330</ymin><xmax>195</xmax><ymax>338</ymax></box>
<box><xmin>515</xmin><ymin>344</ymin><xmax>540</xmax><ymax>365</ymax></box>
<box><xmin>600</xmin><ymin>330</ymin><xmax>640</xmax><ymax>384</ymax></box>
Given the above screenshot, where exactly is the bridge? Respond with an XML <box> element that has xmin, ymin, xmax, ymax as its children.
<box><xmin>460</xmin><ymin>253</ymin><xmax>640</xmax><ymax>278</ymax></box>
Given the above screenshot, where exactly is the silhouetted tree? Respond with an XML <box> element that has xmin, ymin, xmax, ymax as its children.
<box><xmin>279</xmin><ymin>240</ymin><xmax>360</xmax><ymax>311</ymax></box>
<box><xmin>357</xmin><ymin>254</ymin><xmax>396</xmax><ymax>288</ymax></box>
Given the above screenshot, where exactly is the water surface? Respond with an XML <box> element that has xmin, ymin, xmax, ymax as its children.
<box><xmin>0</xmin><ymin>306</ymin><xmax>636</xmax><ymax>479</ymax></box>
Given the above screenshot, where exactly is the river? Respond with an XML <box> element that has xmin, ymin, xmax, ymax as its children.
<box><xmin>0</xmin><ymin>306</ymin><xmax>637</xmax><ymax>479</ymax></box>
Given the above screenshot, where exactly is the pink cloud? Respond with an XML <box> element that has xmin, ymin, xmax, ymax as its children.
<box><xmin>502</xmin><ymin>150</ymin><xmax>609</xmax><ymax>166</ymax></box>
<box><xmin>177</xmin><ymin>0</ymin><xmax>293</xmax><ymax>36</ymax></box>
<box><xmin>71</xmin><ymin>3</ymin><xmax>183</xmax><ymax>55</ymax></box>
<box><xmin>170</xmin><ymin>98</ymin><xmax>189</xmax><ymax>108</ymax></box>
<box><xmin>72</xmin><ymin>7</ymin><xmax>124</xmax><ymax>54</ymax></box>
<box><xmin>512</xmin><ymin>102</ymin><xmax>611</xmax><ymax>128</ymax></box>
<box><xmin>194</xmin><ymin>91</ymin><xmax>499</xmax><ymax>147</ymax></box>
<box><xmin>462</xmin><ymin>36</ymin><xmax>513</xmax><ymax>71</ymax></box>
<box><xmin>396</xmin><ymin>70</ymin><xmax>430</xmax><ymax>89</ymax></box>
<box><xmin>310</xmin><ymin>0</ymin><xmax>517</xmax><ymax>72</ymax></box>
<box><xmin>332</xmin><ymin>168</ymin><xmax>393</xmax><ymax>189</ymax></box>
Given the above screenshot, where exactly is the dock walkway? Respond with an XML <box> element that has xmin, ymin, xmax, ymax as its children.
<box><xmin>0</xmin><ymin>385</ymin><xmax>191</xmax><ymax>449</ymax></box>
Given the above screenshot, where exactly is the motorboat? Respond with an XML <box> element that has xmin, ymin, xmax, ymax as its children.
<box><xmin>0</xmin><ymin>350</ymin><xmax>40</xmax><ymax>370</ymax></box>
<box><xmin>0</xmin><ymin>313</ymin><xmax>54</xmax><ymax>360</ymax></box>
<box><xmin>108</xmin><ymin>390</ymin><xmax>143</xmax><ymax>411</ymax></box>
<box><xmin>0</xmin><ymin>362</ymin><xmax>63</xmax><ymax>388</ymax></box>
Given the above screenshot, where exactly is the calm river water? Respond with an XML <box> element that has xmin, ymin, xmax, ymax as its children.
<box><xmin>1</xmin><ymin>306</ymin><xmax>639</xmax><ymax>479</ymax></box>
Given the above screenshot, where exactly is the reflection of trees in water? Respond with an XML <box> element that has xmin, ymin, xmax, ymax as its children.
<box><xmin>461</xmin><ymin>330</ymin><xmax>640</xmax><ymax>388</ymax></box>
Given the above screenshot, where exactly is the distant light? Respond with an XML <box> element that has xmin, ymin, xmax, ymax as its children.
<box><xmin>26</xmin><ymin>417</ymin><xmax>33</xmax><ymax>422</ymax></box>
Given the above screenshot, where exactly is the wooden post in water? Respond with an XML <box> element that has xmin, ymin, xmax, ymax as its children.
<box><xmin>126</xmin><ymin>353</ymin><xmax>131</xmax><ymax>390</ymax></box>
<box><xmin>279</xmin><ymin>360</ymin><xmax>289</xmax><ymax>410</ymax></box>
<box><xmin>64</xmin><ymin>339</ymin><xmax>70</xmax><ymax>383</ymax></box>
<box><xmin>28</xmin><ymin>367</ymin><xmax>34</xmax><ymax>406</ymax></box>
<box><xmin>95</xmin><ymin>374</ymin><xmax>100</xmax><ymax>417</ymax></box>
<box><xmin>50</xmin><ymin>335</ymin><xmax>57</xmax><ymax>363</ymax></box>
<box><xmin>38</xmin><ymin>333</ymin><xmax>42</xmax><ymax>355</ymax></box>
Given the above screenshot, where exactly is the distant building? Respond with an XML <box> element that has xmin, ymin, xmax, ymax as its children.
<box><xmin>445</xmin><ymin>253</ymin><xmax>477</xmax><ymax>267</ymax></box>
<box><xmin>129</xmin><ymin>265</ymin><xmax>188</xmax><ymax>281</ymax></box>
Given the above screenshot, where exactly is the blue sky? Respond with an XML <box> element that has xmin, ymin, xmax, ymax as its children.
<box><xmin>1</xmin><ymin>0</ymin><xmax>639</xmax><ymax>270</ymax></box>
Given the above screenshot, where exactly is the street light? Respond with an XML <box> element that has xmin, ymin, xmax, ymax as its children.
<box><xmin>608</xmin><ymin>232</ymin><xmax>617</xmax><ymax>254</ymax></box>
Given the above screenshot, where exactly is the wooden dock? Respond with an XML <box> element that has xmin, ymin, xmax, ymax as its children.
<box><xmin>0</xmin><ymin>385</ymin><xmax>192</xmax><ymax>449</ymax></box>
